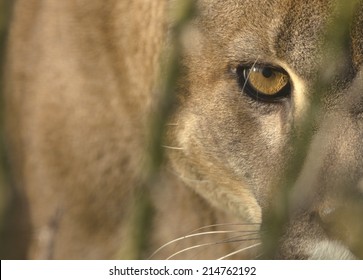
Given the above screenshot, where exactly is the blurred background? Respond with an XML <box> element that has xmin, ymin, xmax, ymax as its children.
<box><xmin>0</xmin><ymin>0</ymin><xmax>12</xmax><ymax>259</ymax></box>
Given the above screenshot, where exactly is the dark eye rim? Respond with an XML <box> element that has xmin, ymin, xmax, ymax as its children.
<box><xmin>236</xmin><ymin>64</ymin><xmax>291</xmax><ymax>103</ymax></box>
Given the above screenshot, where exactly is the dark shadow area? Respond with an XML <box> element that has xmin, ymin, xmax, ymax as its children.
<box><xmin>0</xmin><ymin>0</ymin><xmax>31</xmax><ymax>259</ymax></box>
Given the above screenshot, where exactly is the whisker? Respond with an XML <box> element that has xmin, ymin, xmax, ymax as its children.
<box><xmin>254</xmin><ymin>253</ymin><xmax>263</xmax><ymax>260</ymax></box>
<box><xmin>165</xmin><ymin>237</ymin><xmax>258</xmax><ymax>260</ymax></box>
<box><xmin>217</xmin><ymin>242</ymin><xmax>262</xmax><ymax>260</ymax></box>
<box><xmin>164</xmin><ymin>167</ymin><xmax>210</xmax><ymax>183</ymax></box>
<box><xmin>240</xmin><ymin>56</ymin><xmax>260</xmax><ymax>98</ymax></box>
<box><xmin>162</xmin><ymin>145</ymin><xmax>184</xmax><ymax>150</ymax></box>
<box><xmin>189</xmin><ymin>223</ymin><xmax>260</xmax><ymax>234</ymax></box>
<box><xmin>166</xmin><ymin>241</ymin><xmax>218</xmax><ymax>260</ymax></box>
<box><xmin>165</xmin><ymin>235</ymin><xmax>260</xmax><ymax>260</ymax></box>
<box><xmin>149</xmin><ymin>230</ymin><xmax>257</xmax><ymax>259</ymax></box>
<box><xmin>221</xmin><ymin>233</ymin><xmax>260</xmax><ymax>244</ymax></box>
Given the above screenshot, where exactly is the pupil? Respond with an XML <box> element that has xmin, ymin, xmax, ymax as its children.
<box><xmin>262</xmin><ymin>68</ymin><xmax>273</xmax><ymax>78</ymax></box>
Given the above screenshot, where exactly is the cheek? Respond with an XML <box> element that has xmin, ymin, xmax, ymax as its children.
<box><xmin>208</xmin><ymin>110</ymin><xmax>290</xmax><ymax>207</ymax></box>
<box><xmin>172</xmin><ymin>76</ymin><xmax>292</xmax><ymax>204</ymax></box>
<box><xmin>201</xmin><ymin>106</ymin><xmax>288</xmax><ymax>175</ymax></box>
<box><xmin>257</xmin><ymin>114</ymin><xmax>285</xmax><ymax>150</ymax></box>
<box><xmin>236</xmin><ymin>114</ymin><xmax>288</xmax><ymax>186</ymax></box>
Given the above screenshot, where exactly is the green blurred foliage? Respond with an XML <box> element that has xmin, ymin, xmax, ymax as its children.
<box><xmin>0</xmin><ymin>0</ymin><xmax>11</xmax><ymax>256</ymax></box>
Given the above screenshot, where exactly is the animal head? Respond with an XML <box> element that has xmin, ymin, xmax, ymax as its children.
<box><xmin>165</xmin><ymin>0</ymin><xmax>363</xmax><ymax>259</ymax></box>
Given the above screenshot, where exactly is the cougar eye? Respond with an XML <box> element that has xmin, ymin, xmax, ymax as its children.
<box><xmin>236</xmin><ymin>64</ymin><xmax>291</xmax><ymax>102</ymax></box>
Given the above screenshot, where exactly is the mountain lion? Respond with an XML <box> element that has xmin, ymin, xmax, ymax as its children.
<box><xmin>2</xmin><ymin>0</ymin><xmax>363</xmax><ymax>259</ymax></box>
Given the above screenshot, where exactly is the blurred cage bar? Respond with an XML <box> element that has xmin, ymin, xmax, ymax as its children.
<box><xmin>0</xmin><ymin>0</ymin><xmax>10</xmax><ymax>259</ymax></box>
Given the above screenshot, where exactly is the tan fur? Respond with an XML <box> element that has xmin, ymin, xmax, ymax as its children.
<box><xmin>3</xmin><ymin>0</ymin><xmax>363</xmax><ymax>259</ymax></box>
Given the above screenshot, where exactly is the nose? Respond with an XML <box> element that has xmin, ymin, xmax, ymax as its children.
<box><xmin>284</xmin><ymin>109</ymin><xmax>363</xmax><ymax>258</ymax></box>
<box><xmin>313</xmin><ymin>196</ymin><xmax>363</xmax><ymax>258</ymax></box>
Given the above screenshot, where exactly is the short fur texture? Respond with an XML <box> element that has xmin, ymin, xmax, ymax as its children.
<box><xmin>3</xmin><ymin>0</ymin><xmax>363</xmax><ymax>259</ymax></box>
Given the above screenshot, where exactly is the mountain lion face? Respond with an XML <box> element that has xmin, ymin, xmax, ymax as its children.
<box><xmin>3</xmin><ymin>0</ymin><xmax>363</xmax><ymax>259</ymax></box>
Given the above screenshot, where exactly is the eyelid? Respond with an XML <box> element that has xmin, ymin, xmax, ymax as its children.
<box><xmin>250</xmin><ymin>64</ymin><xmax>288</xmax><ymax>74</ymax></box>
<box><xmin>229</xmin><ymin>62</ymin><xmax>286</xmax><ymax>75</ymax></box>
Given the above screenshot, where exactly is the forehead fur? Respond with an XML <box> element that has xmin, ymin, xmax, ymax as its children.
<box><xmin>194</xmin><ymin>0</ymin><xmax>362</xmax><ymax>78</ymax></box>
